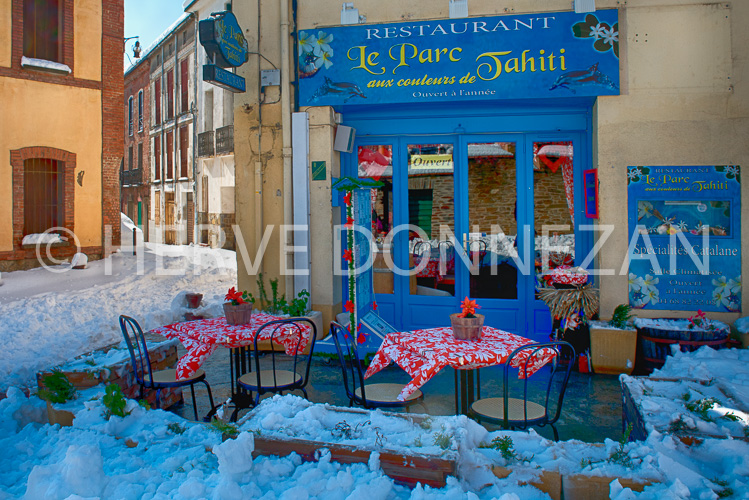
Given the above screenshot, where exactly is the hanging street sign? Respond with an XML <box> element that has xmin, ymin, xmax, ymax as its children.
<box><xmin>203</xmin><ymin>64</ymin><xmax>246</xmax><ymax>93</ymax></box>
<box><xmin>198</xmin><ymin>11</ymin><xmax>249</xmax><ymax>68</ymax></box>
<box><xmin>199</xmin><ymin>11</ymin><xmax>248</xmax><ymax>93</ymax></box>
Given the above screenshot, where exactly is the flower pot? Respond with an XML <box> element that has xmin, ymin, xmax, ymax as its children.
<box><xmin>223</xmin><ymin>302</ymin><xmax>253</xmax><ymax>326</ymax></box>
<box><xmin>185</xmin><ymin>293</ymin><xmax>203</xmax><ymax>309</ymax></box>
<box><xmin>589</xmin><ymin>324</ymin><xmax>637</xmax><ymax>375</ymax></box>
<box><xmin>450</xmin><ymin>313</ymin><xmax>484</xmax><ymax>341</ymax></box>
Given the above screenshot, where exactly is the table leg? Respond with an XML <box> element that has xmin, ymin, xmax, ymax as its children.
<box><xmin>454</xmin><ymin>368</ymin><xmax>479</xmax><ymax>415</ymax></box>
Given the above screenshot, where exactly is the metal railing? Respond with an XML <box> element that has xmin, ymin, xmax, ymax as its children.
<box><xmin>198</xmin><ymin>130</ymin><xmax>214</xmax><ymax>157</ymax></box>
<box><xmin>121</xmin><ymin>168</ymin><xmax>142</xmax><ymax>185</ymax></box>
<box><xmin>215</xmin><ymin>125</ymin><xmax>234</xmax><ymax>155</ymax></box>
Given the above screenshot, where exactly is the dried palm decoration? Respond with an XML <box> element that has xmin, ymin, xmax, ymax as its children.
<box><xmin>537</xmin><ymin>284</ymin><xmax>600</xmax><ymax>320</ymax></box>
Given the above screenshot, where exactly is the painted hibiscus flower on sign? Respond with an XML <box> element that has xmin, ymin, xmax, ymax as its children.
<box><xmin>572</xmin><ymin>14</ymin><xmax>619</xmax><ymax>58</ymax></box>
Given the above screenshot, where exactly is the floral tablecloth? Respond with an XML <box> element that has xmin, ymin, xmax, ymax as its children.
<box><xmin>150</xmin><ymin>312</ymin><xmax>311</xmax><ymax>380</ymax></box>
<box><xmin>363</xmin><ymin>326</ymin><xmax>556</xmax><ymax>401</ymax></box>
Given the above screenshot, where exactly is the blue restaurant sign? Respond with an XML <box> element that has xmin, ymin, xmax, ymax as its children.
<box><xmin>298</xmin><ymin>10</ymin><xmax>620</xmax><ymax>106</ymax></box>
<box><xmin>627</xmin><ymin>166</ymin><xmax>742</xmax><ymax>312</ymax></box>
<box><xmin>199</xmin><ymin>11</ymin><xmax>248</xmax><ymax>93</ymax></box>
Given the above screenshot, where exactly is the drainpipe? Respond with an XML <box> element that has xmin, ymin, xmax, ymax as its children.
<box><xmin>173</xmin><ymin>31</ymin><xmax>179</xmax><ymax>242</ymax></box>
<box><xmin>291</xmin><ymin>0</ymin><xmax>299</xmax><ymax>112</ymax></box>
<box><xmin>191</xmin><ymin>13</ymin><xmax>199</xmax><ymax>244</ymax></box>
<box><xmin>281</xmin><ymin>0</ymin><xmax>294</xmax><ymax>296</ymax></box>
<box><xmin>255</xmin><ymin>0</ymin><xmax>264</xmax><ymax>278</ymax></box>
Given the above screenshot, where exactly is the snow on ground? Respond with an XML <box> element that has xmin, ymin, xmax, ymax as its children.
<box><xmin>0</xmin><ymin>243</ymin><xmax>236</xmax><ymax>393</ymax></box>
<box><xmin>1</xmin><ymin>244</ymin><xmax>748</xmax><ymax>498</ymax></box>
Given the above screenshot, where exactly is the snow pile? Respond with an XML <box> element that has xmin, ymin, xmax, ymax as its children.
<box><xmin>633</xmin><ymin>317</ymin><xmax>729</xmax><ymax>333</ymax></box>
<box><xmin>735</xmin><ymin>316</ymin><xmax>749</xmax><ymax>334</ymax></box>
<box><xmin>0</xmin><ymin>243</ymin><xmax>237</xmax><ymax>393</ymax></box>
<box><xmin>21</xmin><ymin>232</ymin><xmax>65</xmax><ymax>246</ymax></box>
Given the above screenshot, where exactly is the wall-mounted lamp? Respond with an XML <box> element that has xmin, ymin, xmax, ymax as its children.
<box><xmin>341</xmin><ymin>3</ymin><xmax>364</xmax><ymax>25</ymax></box>
<box><xmin>573</xmin><ymin>0</ymin><xmax>596</xmax><ymax>14</ymax></box>
<box><xmin>449</xmin><ymin>0</ymin><xmax>468</xmax><ymax>19</ymax></box>
<box><xmin>124</xmin><ymin>36</ymin><xmax>141</xmax><ymax>59</ymax></box>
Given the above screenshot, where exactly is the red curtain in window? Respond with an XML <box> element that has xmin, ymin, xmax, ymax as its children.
<box><xmin>154</xmin><ymin>137</ymin><xmax>161</xmax><ymax>180</ymax></box>
<box><xmin>166</xmin><ymin>132</ymin><xmax>173</xmax><ymax>180</ymax></box>
<box><xmin>179</xmin><ymin>126</ymin><xmax>189</xmax><ymax>178</ymax></box>
<box><xmin>167</xmin><ymin>70</ymin><xmax>174</xmax><ymax>120</ymax></box>
<box><xmin>180</xmin><ymin>59</ymin><xmax>189</xmax><ymax>113</ymax></box>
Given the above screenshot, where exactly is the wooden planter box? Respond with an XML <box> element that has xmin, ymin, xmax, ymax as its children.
<box><xmin>562</xmin><ymin>474</ymin><xmax>653</xmax><ymax>499</ymax></box>
<box><xmin>36</xmin><ymin>337</ymin><xmax>183</xmax><ymax>409</ymax></box>
<box><xmin>589</xmin><ymin>326</ymin><xmax>637</xmax><ymax>375</ymax></box>
<box><xmin>46</xmin><ymin>402</ymin><xmax>75</xmax><ymax>427</ymax></box>
<box><xmin>492</xmin><ymin>466</ymin><xmax>562</xmax><ymax>500</ymax></box>
<box><xmin>252</xmin><ymin>435</ymin><xmax>456</xmax><ymax>488</ymax></box>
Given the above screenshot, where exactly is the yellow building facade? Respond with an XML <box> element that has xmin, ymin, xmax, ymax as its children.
<box><xmin>0</xmin><ymin>0</ymin><xmax>123</xmax><ymax>271</ymax></box>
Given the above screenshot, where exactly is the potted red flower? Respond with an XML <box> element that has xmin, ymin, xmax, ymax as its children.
<box><xmin>450</xmin><ymin>297</ymin><xmax>484</xmax><ymax>340</ymax></box>
<box><xmin>223</xmin><ymin>287</ymin><xmax>254</xmax><ymax>326</ymax></box>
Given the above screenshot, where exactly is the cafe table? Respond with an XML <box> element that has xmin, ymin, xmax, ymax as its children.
<box><xmin>363</xmin><ymin>326</ymin><xmax>556</xmax><ymax>415</ymax></box>
<box><xmin>150</xmin><ymin>312</ymin><xmax>311</xmax><ymax>381</ymax></box>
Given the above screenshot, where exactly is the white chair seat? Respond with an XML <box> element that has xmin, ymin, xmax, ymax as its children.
<box><xmin>355</xmin><ymin>383</ymin><xmax>422</xmax><ymax>404</ymax></box>
<box><xmin>151</xmin><ymin>368</ymin><xmax>206</xmax><ymax>385</ymax></box>
<box><xmin>471</xmin><ymin>397</ymin><xmax>547</xmax><ymax>422</ymax></box>
<box><xmin>238</xmin><ymin>370</ymin><xmax>301</xmax><ymax>389</ymax></box>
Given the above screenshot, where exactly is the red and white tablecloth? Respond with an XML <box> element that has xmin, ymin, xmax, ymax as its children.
<box><xmin>150</xmin><ymin>312</ymin><xmax>311</xmax><ymax>380</ymax></box>
<box><xmin>363</xmin><ymin>326</ymin><xmax>556</xmax><ymax>401</ymax></box>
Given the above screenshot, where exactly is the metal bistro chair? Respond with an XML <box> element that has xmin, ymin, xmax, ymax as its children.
<box><xmin>469</xmin><ymin>341</ymin><xmax>575</xmax><ymax>441</ymax></box>
<box><xmin>330</xmin><ymin>321</ymin><xmax>423</xmax><ymax>410</ymax></box>
<box><xmin>119</xmin><ymin>315</ymin><xmax>216</xmax><ymax>421</ymax></box>
<box><xmin>231</xmin><ymin>317</ymin><xmax>317</xmax><ymax>420</ymax></box>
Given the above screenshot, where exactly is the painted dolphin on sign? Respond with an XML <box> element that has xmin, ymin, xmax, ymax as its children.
<box><xmin>311</xmin><ymin>77</ymin><xmax>367</xmax><ymax>102</ymax></box>
<box><xmin>549</xmin><ymin>63</ymin><xmax>619</xmax><ymax>94</ymax></box>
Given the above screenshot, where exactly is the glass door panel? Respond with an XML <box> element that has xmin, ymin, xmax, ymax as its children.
<box><xmin>532</xmin><ymin>141</ymin><xmax>575</xmax><ymax>288</ymax></box>
<box><xmin>467</xmin><ymin>142</ymin><xmax>518</xmax><ymax>299</ymax></box>
<box><xmin>358</xmin><ymin>145</ymin><xmax>394</xmax><ymax>294</ymax></box>
<box><xmin>407</xmin><ymin>142</ymin><xmax>455</xmax><ymax>297</ymax></box>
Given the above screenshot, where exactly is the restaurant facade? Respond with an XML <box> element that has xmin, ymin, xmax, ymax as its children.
<box><xmin>228</xmin><ymin>0</ymin><xmax>749</xmax><ymax>341</ymax></box>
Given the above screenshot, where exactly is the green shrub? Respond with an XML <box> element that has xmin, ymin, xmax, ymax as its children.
<box><xmin>102</xmin><ymin>384</ymin><xmax>131</xmax><ymax>419</ymax></box>
<box><xmin>609</xmin><ymin>304</ymin><xmax>633</xmax><ymax>329</ymax></box>
<box><xmin>38</xmin><ymin>369</ymin><xmax>77</xmax><ymax>404</ymax></box>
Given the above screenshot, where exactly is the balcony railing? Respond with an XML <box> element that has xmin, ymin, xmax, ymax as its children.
<box><xmin>198</xmin><ymin>130</ymin><xmax>214</xmax><ymax>157</ymax></box>
<box><xmin>121</xmin><ymin>168</ymin><xmax>142</xmax><ymax>186</ymax></box>
<box><xmin>215</xmin><ymin>125</ymin><xmax>234</xmax><ymax>155</ymax></box>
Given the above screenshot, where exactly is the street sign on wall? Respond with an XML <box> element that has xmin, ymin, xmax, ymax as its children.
<box><xmin>627</xmin><ymin>165</ymin><xmax>741</xmax><ymax>312</ymax></box>
<box><xmin>298</xmin><ymin>10</ymin><xmax>620</xmax><ymax>106</ymax></box>
<box><xmin>199</xmin><ymin>11</ymin><xmax>248</xmax><ymax>93</ymax></box>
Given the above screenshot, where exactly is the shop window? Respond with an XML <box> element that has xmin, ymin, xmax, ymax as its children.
<box><xmin>179</xmin><ymin>125</ymin><xmax>189</xmax><ymax>178</ymax></box>
<box><xmin>166</xmin><ymin>70</ymin><xmax>174</xmax><ymax>120</ymax></box>
<box><xmin>166</xmin><ymin>131</ymin><xmax>173</xmax><ymax>180</ymax></box>
<box><xmin>154</xmin><ymin>137</ymin><xmax>161</xmax><ymax>180</ymax></box>
<box><xmin>23</xmin><ymin>0</ymin><xmax>62</xmax><ymax>62</ymax></box>
<box><xmin>180</xmin><ymin>58</ymin><xmax>189</xmax><ymax>113</ymax></box>
<box><xmin>128</xmin><ymin>96</ymin><xmax>133</xmax><ymax>136</ymax></box>
<box><xmin>154</xmin><ymin>79</ymin><xmax>161</xmax><ymax>124</ymax></box>
<box><xmin>137</xmin><ymin>90</ymin><xmax>143</xmax><ymax>132</ymax></box>
<box><xmin>24</xmin><ymin>158</ymin><xmax>64</xmax><ymax>235</ymax></box>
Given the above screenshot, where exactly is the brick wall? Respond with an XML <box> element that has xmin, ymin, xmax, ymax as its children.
<box><xmin>101</xmin><ymin>0</ymin><xmax>124</xmax><ymax>250</ymax></box>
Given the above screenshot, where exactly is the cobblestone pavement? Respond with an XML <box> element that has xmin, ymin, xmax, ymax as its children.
<box><xmin>171</xmin><ymin>342</ymin><xmax>623</xmax><ymax>443</ymax></box>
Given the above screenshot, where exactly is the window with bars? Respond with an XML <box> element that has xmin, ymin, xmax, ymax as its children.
<box><xmin>166</xmin><ymin>69</ymin><xmax>174</xmax><ymax>120</ymax></box>
<box><xmin>128</xmin><ymin>96</ymin><xmax>133</xmax><ymax>136</ymax></box>
<box><xmin>23</xmin><ymin>0</ymin><xmax>62</xmax><ymax>62</ymax></box>
<box><xmin>24</xmin><ymin>158</ymin><xmax>64</xmax><ymax>235</ymax></box>
<box><xmin>166</xmin><ymin>131</ymin><xmax>173</xmax><ymax>180</ymax></box>
<box><xmin>180</xmin><ymin>58</ymin><xmax>189</xmax><ymax>113</ymax></box>
<box><xmin>154</xmin><ymin>137</ymin><xmax>161</xmax><ymax>180</ymax></box>
<box><xmin>179</xmin><ymin>125</ymin><xmax>189</xmax><ymax>178</ymax></box>
<box><xmin>154</xmin><ymin>79</ymin><xmax>161</xmax><ymax>124</ymax></box>
<box><xmin>138</xmin><ymin>90</ymin><xmax>143</xmax><ymax>132</ymax></box>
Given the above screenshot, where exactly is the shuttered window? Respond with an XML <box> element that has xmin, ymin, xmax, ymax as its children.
<box><xmin>24</xmin><ymin>158</ymin><xmax>63</xmax><ymax>235</ymax></box>
<box><xmin>180</xmin><ymin>126</ymin><xmax>189</xmax><ymax>178</ymax></box>
<box><xmin>154</xmin><ymin>137</ymin><xmax>161</xmax><ymax>180</ymax></box>
<box><xmin>23</xmin><ymin>0</ymin><xmax>61</xmax><ymax>62</ymax></box>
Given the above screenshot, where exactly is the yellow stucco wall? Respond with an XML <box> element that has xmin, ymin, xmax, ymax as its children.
<box><xmin>74</xmin><ymin>0</ymin><xmax>102</xmax><ymax>81</ymax></box>
<box><xmin>0</xmin><ymin>0</ymin><xmax>11</xmax><ymax>68</ymax></box>
<box><xmin>0</xmin><ymin>78</ymin><xmax>103</xmax><ymax>251</ymax></box>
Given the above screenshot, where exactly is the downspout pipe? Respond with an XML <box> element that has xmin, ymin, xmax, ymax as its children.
<box><xmin>281</xmin><ymin>0</ymin><xmax>294</xmax><ymax>296</ymax></box>
<box><xmin>191</xmin><ymin>13</ymin><xmax>198</xmax><ymax>244</ymax></box>
<box><xmin>292</xmin><ymin>0</ymin><xmax>299</xmax><ymax>112</ymax></box>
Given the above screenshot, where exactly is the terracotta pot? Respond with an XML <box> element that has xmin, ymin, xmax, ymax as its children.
<box><xmin>450</xmin><ymin>313</ymin><xmax>484</xmax><ymax>341</ymax></box>
<box><xmin>223</xmin><ymin>302</ymin><xmax>253</xmax><ymax>326</ymax></box>
<box><xmin>185</xmin><ymin>293</ymin><xmax>203</xmax><ymax>309</ymax></box>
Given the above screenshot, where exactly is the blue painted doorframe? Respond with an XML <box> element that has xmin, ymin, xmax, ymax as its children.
<box><xmin>340</xmin><ymin>99</ymin><xmax>594</xmax><ymax>340</ymax></box>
